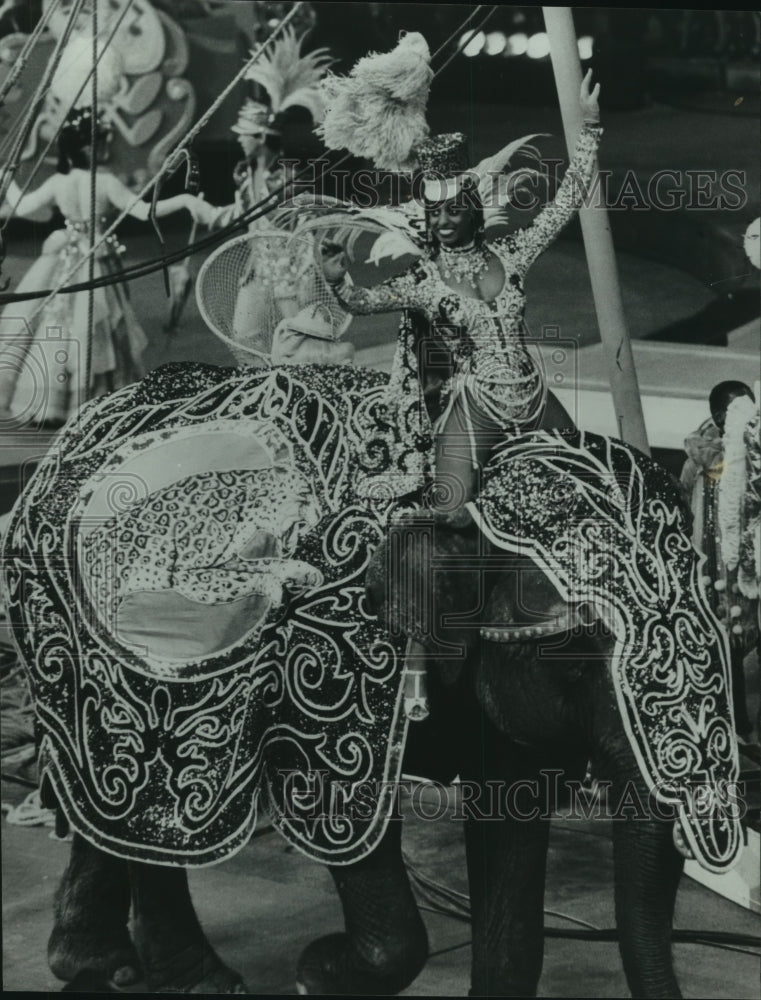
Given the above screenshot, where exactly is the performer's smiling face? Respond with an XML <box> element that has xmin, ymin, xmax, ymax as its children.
<box><xmin>426</xmin><ymin>197</ymin><xmax>478</xmax><ymax>248</ymax></box>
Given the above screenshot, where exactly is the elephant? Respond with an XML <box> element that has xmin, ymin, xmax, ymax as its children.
<box><xmin>5</xmin><ymin>360</ymin><xmax>739</xmax><ymax>997</ymax></box>
<box><xmin>350</xmin><ymin>508</ymin><xmax>687</xmax><ymax>997</ymax></box>
<box><xmin>45</xmin><ymin>510</ymin><xmax>724</xmax><ymax>999</ymax></box>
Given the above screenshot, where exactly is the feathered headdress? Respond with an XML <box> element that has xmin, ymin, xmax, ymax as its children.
<box><xmin>315</xmin><ymin>32</ymin><xmax>545</xmax><ymax>230</ymax></box>
<box><xmin>244</xmin><ymin>27</ymin><xmax>335</xmax><ymax>130</ymax></box>
<box><xmin>317</xmin><ymin>31</ymin><xmax>433</xmax><ymax>173</ymax></box>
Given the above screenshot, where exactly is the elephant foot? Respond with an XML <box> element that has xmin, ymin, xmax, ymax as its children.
<box><xmin>133</xmin><ymin>919</ymin><xmax>247</xmax><ymax>994</ymax></box>
<box><xmin>296</xmin><ymin>928</ymin><xmax>428</xmax><ymax>996</ymax></box>
<box><xmin>48</xmin><ymin>835</ymin><xmax>141</xmax><ymax>990</ymax></box>
<box><xmin>48</xmin><ymin>924</ymin><xmax>141</xmax><ymax>990</ymax></box>
<box><xmin>130</xmin><ymin>861</ymin><xmax>248</xmax><ymax>994</ymax></box>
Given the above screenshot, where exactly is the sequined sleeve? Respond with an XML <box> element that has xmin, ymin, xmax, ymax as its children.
<box><xmin>503</xmin><ymin>122</ymin><xmax>603</xmax><ymax>273</ymax></box>
<box><xmin>328</xmin><ymin>265</ymin><xmax>426</xmax><ymax>318</ymax></box>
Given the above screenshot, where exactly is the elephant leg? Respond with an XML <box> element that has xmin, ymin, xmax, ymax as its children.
<box><xmin>130</xmin><ymin>861</ymin><xmax>247</xmax><ymax>994</ymax></box>
<box><xmin>611</xmin><ymin>778</ymin><xmax>684</xmax><ymax>998</ymax></box>
<box><xmin>296</xmin><ymin>816</ymin><xmax>428</xmax><ymax>995</ymax></box>
<box><xmin>464</xmin><ymin>786</ymin><xmax>551</xmax><ymax>997</ymax></box>
<box><xmin>47</xmin><ymin>833</ymin><xmax>141</xmax><ymax>989</ymax></box>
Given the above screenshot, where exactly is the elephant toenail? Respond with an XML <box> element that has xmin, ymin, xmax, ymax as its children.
<box><xmin>112</xmin><ymin>966</ymin><xmax>139</xmax><ymax>986</ymax></box>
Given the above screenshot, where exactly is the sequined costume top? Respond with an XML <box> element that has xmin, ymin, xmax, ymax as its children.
<box><xmin>332</xmin><ymin>123</ymin><xmax>603</xmax><ymax>462</ymax></box>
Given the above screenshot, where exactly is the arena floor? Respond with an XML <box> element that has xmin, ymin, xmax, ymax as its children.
<box><xmin>2</xmin><ymin>756</ymin><xmax>759</xmax><ymax>996</ymax></box>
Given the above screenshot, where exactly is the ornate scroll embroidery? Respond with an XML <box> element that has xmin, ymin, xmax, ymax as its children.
<box><xmin>472</xmin><ymin>429</ymin><xmax>741</xmax><ymax>873</ymax></box>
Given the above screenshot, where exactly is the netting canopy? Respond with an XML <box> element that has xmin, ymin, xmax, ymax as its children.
<box><xmin>196</xmin><ymin>229</ymin><xmax>351</xmax><ymax>366</ymax></box>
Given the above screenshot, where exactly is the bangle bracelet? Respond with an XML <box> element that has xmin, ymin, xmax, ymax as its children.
<box><xmin>583</xmin><ymin>118</ymin><xmax>601</xmax><ymax>126</ymax></box>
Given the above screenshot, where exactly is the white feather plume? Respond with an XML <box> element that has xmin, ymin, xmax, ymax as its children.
<box><xmin>366</xmin><ymin>230</ymin><xmax>423</xmax><ymax>265</ymax></box>
<box><xmin>473</xmin><ymin>133</ymin><xmax>547</xmax><ymax>209</ymax></box>
<box><xmin>245</xmin><ymin>27</ymin><xmax>334</xmax><ymax>123</ymax></box>
<box><xmin>316</xmin><ymin>32</ymin><xmax>433</xmax><ymax>173</ymax></box>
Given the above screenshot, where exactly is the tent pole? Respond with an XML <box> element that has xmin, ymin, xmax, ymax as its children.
<box><xmin>543</xmin><ymin>6</ymin><xmax>650</xmax><ymax>455</ymax></box>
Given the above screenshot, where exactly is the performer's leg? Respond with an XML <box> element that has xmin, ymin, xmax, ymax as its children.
<box><xmin>429</xmin><ymin>393</ymin><xmax>504</xmax><ymax>512</ymax></box>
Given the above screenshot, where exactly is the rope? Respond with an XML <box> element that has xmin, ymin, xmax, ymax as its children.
<box><xmin>433</xmin><ymin>5</ymin><xmax>500</xmax><ymax>77</ymax></box>
<box><xmin>0</xmin><ymin>0</ymin><xmax>65</xmax><ymax>160</ymax></box>
<box><xmin>1</xmin><ymin>0</ymin><xmax>136</xmax><ymax>232</ymax></box>
<box><xmin>1</xmin><ymin>788</ymin><xmax>57</xmax><ymax>828</ymax></box>
<box><xmin>0</xmin><ymin>0</ymin><xmax>82</xmax><ymax>181</ymax></box>
<box><xmin>429</xmin><ymin>5</ymin><xmax>484</xmax><ymax>63</ymax></box>
<box><xmin>0</xmin><ymin>0</ymin><xmax>86</xmax><ymax>206</ymax></box>
<box><xmin>84</xmin><ymin>1</ymin><xmax>98</xmax><ymax>403</ymax></box>
<box><xmin>23</xmin><ymin>1</ymin><xmax>306</xmax><ymax>330</ymax></box>
<box><xmin>0</xmin><ymin>0</ymin><xmax>62</xmax><ymax>108</ymax></box>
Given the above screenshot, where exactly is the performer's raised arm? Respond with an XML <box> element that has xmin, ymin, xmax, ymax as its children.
<box><xmin>506</xmin><ymin>69</ymin><xmax>602</xmax><ymax>272</ymax></box>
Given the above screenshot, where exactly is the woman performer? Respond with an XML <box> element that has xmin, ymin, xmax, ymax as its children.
<box><xmin>320</xmin><ymin>69</ymin><xmax>602</xmax><ymax>513</ymax></box>
<box><xmin>0</xmin><ymin>106</ymin><xmax>209</xmax><ymax>426</ymax></box>
<box><xmin>202</xmin><ymin>27</ymin><xmax>338</xmax><ymax>365</ymax></box>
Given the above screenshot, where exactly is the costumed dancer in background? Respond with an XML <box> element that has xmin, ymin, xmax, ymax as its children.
<box><xmin>209</xmin><ymin>97</ymin><xmax>285</xmax><ymax>232</ymax></box>
<box><xmin>203</xmin><ymin>27</ymin><xmax>353</xmax><ymax>365</ymax></box>
<box><xmin>318</xmin><ymin>36</ymin><xmax>601</xmax><ymax>514</ymax></box>
<box><xmin>0</xmin><ymin>38</ymin><xmax>209</xmax><ymax>427</ymax></box>
<box><xmin>682</xmin><ymin>380</ymin><xmax>760</xmax><ymax>742</ymax></box>
<box><xmin>681</xmin><ymin>381</ymin><xmax>759</xmax><ymax>739</ymax></box>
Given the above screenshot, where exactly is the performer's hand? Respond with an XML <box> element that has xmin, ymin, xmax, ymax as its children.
<box><xmin>0</xmin><ymin>176</ymin><xmax>20</xmax><ymax>215</ymax></box>
<box><xmin>580</xmin><ymin>69</ymin><xmax>601</xmax><ymax>123</ymax></box>
<box><xmin>320</xmin><ymin>239</ymin><xmax>348</xmax><ymax>285</ymax></box>
<box><xmin>185</xmin><ymin>193</ymin><xmax>214</xmax><ymax>227</ymax></box>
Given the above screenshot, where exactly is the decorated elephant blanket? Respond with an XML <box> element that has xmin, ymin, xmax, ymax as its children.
<box><xmin>4</xmin><ymin>364</ymin><xmax>741</xmax><ymax>873</ymax></box>
<box><xmin>471</xmin><ymin>429</ymin><xmax>741</xmax><ymax>873</ymax></box>
<box><xmin>3</xmin><ymin>363</ymin><xmax>417</xmax><ymax>866</ymax></box>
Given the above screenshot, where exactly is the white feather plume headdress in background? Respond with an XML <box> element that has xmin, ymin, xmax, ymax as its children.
<box><xmin>50</xmin><ymin>32</ymin><xmax>125</xmax><ymax>113</ymax></box>
<box><xmin>245</xmin><ymin>26</ymin><xmax>335</xmax><ymax>126</ymax></box>
<box><xmin>316</xmin><ymin>31</ymin><xmax>433</xmax><ymax>173</ymax></box>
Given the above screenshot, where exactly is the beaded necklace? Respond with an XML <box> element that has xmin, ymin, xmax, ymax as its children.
<box><xmin>437</xmin><ymin>240</ymin><xmax>491</xmax><ymax>289</ymax></box>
